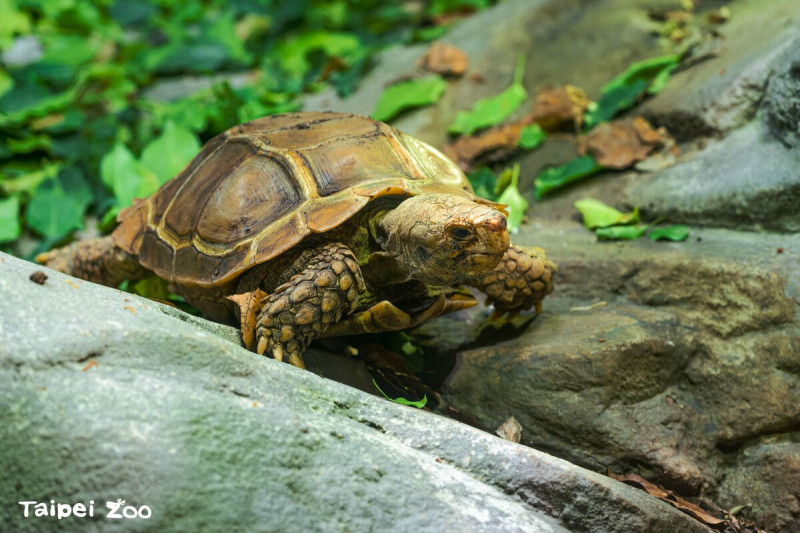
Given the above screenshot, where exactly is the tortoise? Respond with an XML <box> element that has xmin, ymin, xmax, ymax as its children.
<box><xmin>38</xmin><ymin>111</ymin><xmax>556</xmax><ymax>368</ymax></box>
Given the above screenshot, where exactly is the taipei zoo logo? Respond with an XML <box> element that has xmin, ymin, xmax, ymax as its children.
<box><xmin>18</xmin><ymin>499</ymin><xmax>152</xmax><ymax>520</ymax></box>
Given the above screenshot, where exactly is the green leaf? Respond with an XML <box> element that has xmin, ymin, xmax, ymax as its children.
<box><xmin>466</xmin><ymin>167</ymin><xmax>498</xmax><ymax>201</ymax></box>
<box><xmin>496</xmin><ymin>163</ymin><xmax>527</xmax><ymax>232</ymax></box>
<box><xmin>0</xmin><ymin>195</ymin><xmax>21</xmax><ymax>243</ymax></box>
<box><xmin>131</xmin><ymin>276</ymin><xmax>173</xmax><ymax>300</ymax></box>
<box><xmin>534</xmin><ymin>156</ymin><xmax>604</xmax><ymax>199</ymax></box>
<box><xmin>0</xmin><ymin>72</ymin><xmax>87</xmax><ymax>127</ymax></box>
<box><xmin>371</xmin><ymin>75</ymin><xmax>448</xmax><ymax>122</ymax></box>
<box><xmin>595</xmin><ymin>224</ymin><xmax>647</xmax><ymax>241</ymax></box>
<box><xmin>373</xmin><ymin>380</ymin><xmax>427</xmax><ymax>408</ymax></box>
<box><xmin>207</xmin><ymin>11</ymin><xmax>253</xmax><ymax>66</ymax></box>
<box><xmin>0</xmin><ymin>162</ymin><xmax>62</xmax><ymax>196</ymax></box>
<box><xmin>574</xmin><ymin>198</ymin><xmax>639</xmax><ymax>229</ymax></box>
<box><xmin>518</xmin><ymin>123</ymin><xmax>545</xmax><ymax>150</ymax></box>
<box><xmin>648</xmin><ymin>225</ymin><xmax>689</xmax><ymax>241</ymax></box>
<box><xmin>584</xmin><ymin>54</ymin><xmax>681</xmax><ymax>129</ymax></box>
<box><xmin>276</xmin><ymin>31</ymin><xmax>363</xmax><ymax>77</ymax></box>
<box><xmin>0</xmin><ymin>0</ymin><xmax>31</xmax><ymax>49</ymax></box>
<box><xmin>448</xmin><ymin>55</ymin><xmax>527</xmax><ymax>135</ymax></box>
<box><xmin>141</xmin><ymin>120</ymin><xmax>201</xmax><ymax>184</ymax></box>
<box><xmin>39</xmin><ymin>34</ymin><xmax>98</xmax><ymax>67</ymax></box>
<box><xmin>26</xmin><ymin>188</ymin><xmax>84</xmax><ymax>239</ymax></box>
<box><xmin>100</xmin><ymin>142</ymin><xmax>160</xmax><ymax>208</ymax></box>
<box><xmin>0</xmin><ymin>68</ymin><xmax>12</xmax><ymax>99</ymax></box>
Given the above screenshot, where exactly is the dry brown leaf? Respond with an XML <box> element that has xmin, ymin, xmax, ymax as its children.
<box><xmin>495</xmin><ymin>416</ymin><xmax>522</xmax><ymax>443</ymax></box>
<box><xmin>608</xmin><ymin>471</ymin><xmax>726</xmax><ymax>529</ymax></box>
<box><xmin>582</xmin><ymin>117</ymin><xmax>665</xmax><ymax>169</ymax></box>
<box><xmin>531</xmin><ymin>85</ymin><xmax>589</xmax><ymax>132</ymax></box>
<box><xmin>417</xmin><ymin>42</ymin><xmax>469</xmax><ymax>77</ymax></box>
<box><xmin>443</xmin><ymin>122</ymin><xmax>525</xmax><ymax>172</ymax></box>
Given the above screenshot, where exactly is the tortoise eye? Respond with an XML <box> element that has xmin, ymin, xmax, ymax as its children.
<box><xmin>449</xmin><ymin>226</ymin><xmax>472</xmax><ymax>241</ymax></box>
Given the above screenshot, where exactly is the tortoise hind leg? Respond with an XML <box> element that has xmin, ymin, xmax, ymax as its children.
<box><xmin>36</xmin><ymin>236</ymin><xmax>148</xmax><ymax>287</ymax></box>
<box><xmin>247</xmin><ymin>242</ymin><xmax>365</xmax><ymax>368</ymax></box>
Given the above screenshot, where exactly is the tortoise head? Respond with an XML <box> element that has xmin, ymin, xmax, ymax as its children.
<box><xmin>378</xmin><ymin>193</ymin><xmax>509</xmax><ymax>286</ymax></box>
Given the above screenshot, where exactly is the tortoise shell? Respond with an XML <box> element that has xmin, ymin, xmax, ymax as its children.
<box><xmin>112</xmin><ymin>111</ymin><xmax>475</xmax><ymax>296</ymax></box>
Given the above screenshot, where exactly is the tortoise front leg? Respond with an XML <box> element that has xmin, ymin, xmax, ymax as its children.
<box><xmin>251</xmin><ymin>242</ymin><xmax>366</xmax><ymax>368</ymax></box>
<box><xmin>471</xmin><ymin>244</ymin><xmax>557</xmax><ymax>314</ymax></box>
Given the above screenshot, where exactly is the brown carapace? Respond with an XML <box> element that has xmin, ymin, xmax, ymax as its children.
<box><xmin>39</xmin><ymin>111</ymin><xmax>556</xmax><ymax>368</ymax></box>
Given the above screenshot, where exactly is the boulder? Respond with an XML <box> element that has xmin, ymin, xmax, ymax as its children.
<box><xmin>0</xmin><ymin>253</ymin><xmax>710</xmax><ymax>532</ymax></box>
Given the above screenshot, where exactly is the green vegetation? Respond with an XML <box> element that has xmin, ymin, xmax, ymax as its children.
<box><xmin>372</xmin><ymin>75</ymin><xmax>447</xmax><ymax>122</ymax></box>
<box><xmin>0</xmin><ymin>0</ymin><xmax>495</xmax><ymax>258</ymax></box>
<box><xmin>575</xmin><ymin>198</ymin><xmax>689</xmax><ymax>242</ymax></box>
<box><xmin>448</xmin><ymin>54</ymin><xmax>526</xmax><ymax>135</ymax></box>
<box><xmin>373</xmin><ymin>380</ymin><xmax>428</xmax><ymax>408</ymax></box>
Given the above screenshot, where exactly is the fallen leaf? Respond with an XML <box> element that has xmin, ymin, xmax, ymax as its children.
<box><xmin>372</xmin><ymin>75</ymin><xmax>448</xmax><ymax>122</ymax></box>
<box><xmin>584</xmin><ymin>54</ymin><xmax>681</xmax><ymax>128</ymax></box>
<box><xmin>496</xmin><ymin>416</ymin><xmax>522</xmax><ymax>443</ymax></box>
<box><xmin>444</xmin><ymin>122</ymin><xmax>524</xmax><ymax>171</ymax></box>
<box><xmin>583</xmin><ymin>117</ymin><xmax>663</xmax><ymax>169</ymax></box>
<box><xmin>417</xmin><ymin>42</ymin><xmax>469</xmax><ymax>77</ymax></box>
<box><xmin>595</xmin><ymin>224</ymin><xmax>648</xmax><ymax>241</ymax></box>
<box><xmin>466</xmin><ymin>167</ymin><xmax>499</xmax><ymax>200</ymax></box>
<box><xmin>518</xmin><ymin>123</ymin><xmax>545</xmax><ymax>150</ymax></box>
<box><xmin>531</xmin><ymin>85</ymin><xmax>589</xmax><ymax>131</ymax></box>
<box><xmin>574</xmin><ymin>198</ymin><xmax>639</xmax><ymax>229</ymax></box>
<box><xmin>648</xmin><ymin>225</ymin><xmax>690</xmax><ymax>241</ymax></box>
<box><xmin>534</xmin><ymin>155</ymin><xmax>604</xmax><ymax>199</ymax></box>
<box><xmin>608</xmin><ymin>471</ymin><xmax>726</xmax><ymax>529</ymax></box>
<box><xmin>373</xmin><ymin>380</ymin><xmax>427</xmax><ymax>408</ymax></box>
<box><xmin>448</xmin><ymin>55</ymin><xmax>527</xmax><ymax>135</ymax></box>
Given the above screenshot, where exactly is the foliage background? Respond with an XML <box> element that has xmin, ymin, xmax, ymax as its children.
<box><xmin>0</xmin><ymin>0</ymin><xmax>493</xmax><ymax>259</ymax></box>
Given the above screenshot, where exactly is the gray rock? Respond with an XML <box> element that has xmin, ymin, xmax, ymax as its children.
<box><xmin>438</xmin><ymin>223</ymin><xmax>800</xmax><ymax>530</ymax></box>
<box><xmin>0</xmin><ymin>253</ymin><xmax>710</xmax><ymax>533</ymax></box>
<box><xmin>638</xmin><ymin>3</ymin><xmax>800</xmax><ymax>140</ymax></box>
<box><xmin>304</xmin><ymin>0</ymin><xmax>668</xmax><ymax>149</ymax></box>
<box><xmin>763</xmin><ymin>41</ymin><xmax>800</xmax><ymax>148</ymax></box>
<box><xmin>623</xmin><ymin>120</ymin><xmax>800</xmax><ymax>232</ymax></box>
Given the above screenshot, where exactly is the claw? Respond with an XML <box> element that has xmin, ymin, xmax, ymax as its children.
<box><xmin>257</xmin><ymin>337</ymin><xmax>267</xmax><ymax>355</ymax></box>
<box><xmin>272</xmin><ymin>345</ymin><xmax>284</xmax><ymax>363</ymax></box>
<box><xmin>288</xmin><ymin>353</ymin><xmax>305</xmax><ymax>369</ymax></box>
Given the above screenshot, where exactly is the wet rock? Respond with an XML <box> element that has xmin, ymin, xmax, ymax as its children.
<box><xmin>716</xmin><ymin>437</ymin><xmax>800</xmax><ymax>531</ymax></box>
<box><xmin>439</xmin><ymin>224</ymin><xmax>800</xmax><ymax>530</ymax></box>
<box><xmin>762</xmin><ymin>41</ymin><xmax>800</xmax><ymax>148</ymax></box>
<box><xmin>0</xmin><ymin>253</ymin><xmax>710</xmax><ymax>533</ymax></box>
<box><xmin>638</xmin><ymin>6</ymin><xmax>800</xmax><ymax>140</ymax></box>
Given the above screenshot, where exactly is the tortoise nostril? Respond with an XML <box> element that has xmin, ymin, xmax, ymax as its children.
<box><xmin>482</xmin><ymin>213</ymin><xmax>507</xmax><ymax>231</ymax></box>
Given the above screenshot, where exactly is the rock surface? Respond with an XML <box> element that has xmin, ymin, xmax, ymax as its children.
<box><xmin>4</xmin><ymin>0</ymin><xmax>799</xmax><ymax>531</ymax></box>
<box><xmin>306</xmin><ymin>0</ymin><xmax>800</xmax><ymax>530</ymax></box>
<box><xmin>0</xmin><ymin>253</ymin><xmax>710</xmax><ymax>532</ymax></box>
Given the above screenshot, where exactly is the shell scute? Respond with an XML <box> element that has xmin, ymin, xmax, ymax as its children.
<box><xmin>163</xmin><ymin>140</ymin><xmax>255</xmax><ymax>238</ymax></box>
<box><xmin>197</xmin><ymin>153</ymin><xmax>300</xmax><ymax>244</ymax></box>
<box><xmin>112</xmin><ymin>111</ymin><xmax>475</xmax><ymax>297</ymax></box>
